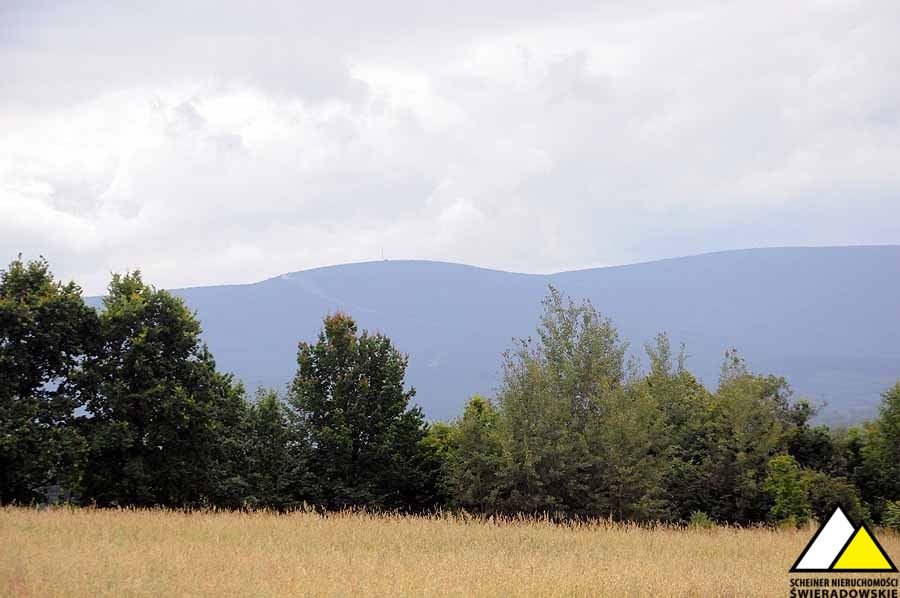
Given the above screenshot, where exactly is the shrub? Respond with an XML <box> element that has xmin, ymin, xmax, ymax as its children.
<box><xmin>689</xmin><ymin>511</ymin><xmax>715</xmax><ymax>528</ymax></box>
<box><xmin>884</xmin><ymin>501</ymin><xmax>900</xmax><ymax>531</ymax></box>
<box><xmin>764</xmin><ymin>455</ymin><xmax>812</xmax><ymax>526</ymax></box>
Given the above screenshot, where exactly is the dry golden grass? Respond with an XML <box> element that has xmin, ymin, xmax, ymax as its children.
<box><xmin>2</xmin><ymin>507</ymin><xmax>898</xmax><ymax>597</ymax></box>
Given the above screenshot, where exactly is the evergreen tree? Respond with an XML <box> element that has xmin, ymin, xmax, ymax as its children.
<box><xmin>242</xmin><ymin>388</ymin><xmax>309</xmax><ymax>509</ymax></box>
<box><xmin>445</xmin><ymin>395</ymin><xmax>504</xmax><ymax>512</ymax></box>
<box><xmin>645</xmin><ymin>333</ymin><xmax>716</xmax><ymax>521</ymax></box>
<box><xmin>700</xmin><ymin>351</ymin><xmax>794</xmax><ymax>523</ymax></box>
<box><xmin>204</xmin><ymin>374</ymin><xmax>253</xmax><ymax>509</ymax></box>
<box><xmin>590</xmin><ymin>381</ymin><xmax>666</xmax><ymax>520</ymax></box>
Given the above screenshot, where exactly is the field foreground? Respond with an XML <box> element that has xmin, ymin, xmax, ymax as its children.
<box><xmin>2</xmin><ymin>507</ymin><xmax>898</xmax><ymax>597</ymax></box>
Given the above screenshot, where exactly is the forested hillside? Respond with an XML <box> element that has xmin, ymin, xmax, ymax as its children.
<box><xmin>148</xmin><ymin>246</ymin><xmax>900</xmax><ymax>423</ymax></box>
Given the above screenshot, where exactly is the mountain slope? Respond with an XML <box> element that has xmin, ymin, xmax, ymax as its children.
<box><xmin>140</xmin><ymin>246</ymin><xmax>900</xmax><ymax>423</ymax></box>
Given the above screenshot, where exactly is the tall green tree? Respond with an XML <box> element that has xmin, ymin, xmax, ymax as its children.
<box><xmin>79</xmin><ymin>271</ymin><xmax>245</xmax><ymax>507</ymax></box>
<box><xmin>204</xmin><ymin>376</ymin><xmax>254</xmax><ymax>509</ymax></box>
<box><xmin>785</xmin><ymin>400</ymin><xmax>836</xmax><ymax>473</ymax></box>
<box><xmin>700</xmin><ymin>350</ymin><xmax>795</xmax><ymax>523</ymax></box>
<box><xmin>645</xmin><ymin>333</ymin><xmax>716</xmax><ymax>520</ymax></box>
<box><xmin>445</xmin><ymin>395</ymin><xmax>504</xmax><ymax>512</ymax></box>
<box><xmin>494</xmin><ymin>287</ymin><xmax>664</xmax><ymax>519</ymax></box>
<box><xmin>0</xmin><ymin>256</ymin><xmax>97</xmax><ymax>504</ymax></box>
<box><xmin>496</xmin><ymin>338</ymin><xmax>593</xmax><ymax>515</ymax></box>
<box><xmin>419</xmin><ymin>420</ymin><xmax>457</xmax><ymax>508</ymax></box>
<box><xmin>243</xmin><ymin>388</ymin><xmax>309</xmax><ymax>510</ymax></box>
<box><xmin>536</xmin><ymin>286</ymin><xmax>626</xmax><ymax>421</ymax></box>
<box><xmin>288</xmin><ymin>312</ymin><xmax>436</xmax><ymax>510</ymax></box>
<box><xmin>589</xmin><ymin>381</ymin><xmax>666</xmax><ymax>520</ymax></box>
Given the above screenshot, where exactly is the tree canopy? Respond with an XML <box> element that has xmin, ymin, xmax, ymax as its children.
<box><xmin>0</xmin><ymin>256</ymin><xmax>897</xmax><ymax>527</ymax></box>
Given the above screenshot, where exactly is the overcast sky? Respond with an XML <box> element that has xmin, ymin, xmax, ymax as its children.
<box><xmin>2</xmin><ymin>1</ymin><xmax>899</xmax><ymax>294</ymax></box>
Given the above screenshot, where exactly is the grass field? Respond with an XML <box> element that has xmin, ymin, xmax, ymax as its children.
<box><xmin>2</xmin><ymin>507</ymin><xmax>898</xmax><ymax>597</ymax></box>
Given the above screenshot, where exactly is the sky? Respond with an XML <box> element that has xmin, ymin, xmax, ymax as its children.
<box><xmin>2</xmin><ymin>1</ymin><xmax>899</xmax><ymax>294</ymax></box>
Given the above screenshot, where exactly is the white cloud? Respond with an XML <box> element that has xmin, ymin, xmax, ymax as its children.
<box><xmin>1</xmin><ymin>0</ymin><xmax>899</xmax><ymax>293</ymax></box>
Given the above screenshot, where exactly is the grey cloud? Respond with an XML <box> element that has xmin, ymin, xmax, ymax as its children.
<box><xmin>544</xmin><ymin>51</ymin><xmax>611</xmax><ymax>105</ymax></box>
<box><xmin>1</xmin><ymin>0</ymin><xmax>899</xmax><ymax>294</ymax></box>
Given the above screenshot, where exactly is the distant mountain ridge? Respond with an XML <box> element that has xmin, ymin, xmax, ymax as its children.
<box><xmin>94</xmin><ymin>246</ymin><xmax>900</xmax><ymax>423</ymax></box>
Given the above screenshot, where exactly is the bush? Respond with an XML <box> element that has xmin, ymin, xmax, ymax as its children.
<box><xmin>884</xmin><ymin>501</ymin><xmax>900</xmax><ymax>531</ymax></box>
<box><xmin>689</xmin><ymin>511</ymin><xmax>715</xmax><ymax>528</ymax></box>
<box><xmin>764</xmin><ymin>455</ymin><xmax>811</xmax><ymax>526</ymax></box>
<box><xmin>805</xmin><ymin>470</ymin><xmax>868</xmax><ymax>525</ymax></box>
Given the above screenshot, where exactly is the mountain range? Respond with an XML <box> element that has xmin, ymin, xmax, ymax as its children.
<box><xmin>96</xmin><ymin>246</ymin><xmax>900</xmax><ymax>424</ymax></box>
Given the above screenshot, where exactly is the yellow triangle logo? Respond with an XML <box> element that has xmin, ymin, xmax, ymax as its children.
<box><xmin>791</xmin><ymin>507</ymin><xmax>898</xmax><ymax>573</ymax></box>
<box><xmin>832</xmin><ymin>526</ymin><xmax>896</xmax><ymax>572</ymax></box>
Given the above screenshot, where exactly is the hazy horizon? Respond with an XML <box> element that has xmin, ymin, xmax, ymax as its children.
<box><xmin>72</xmin><ymin>245</ymin><xmax>900</xmax><ymax>424</ymax></box>
<box><xmin>46</xmin><ymin>243</ymin><xmax>900</xmax><ymax>294</ymax></box>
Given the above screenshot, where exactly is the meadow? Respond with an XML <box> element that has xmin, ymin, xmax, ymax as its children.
<box><xmin>3</xmin><ymin>507</ymin><xmax>898</xmax><ymax>597</ymax></box>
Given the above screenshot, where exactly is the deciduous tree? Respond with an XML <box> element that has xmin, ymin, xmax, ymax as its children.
<box><xmin>289</xmin><ymin>312</ymin><xmax>436</xmax><ymax>510</ymax></box>
<box><xmin>0</xmin><ymin>256</ymin><xmax>96</xmax><ymax>504</ymax></box>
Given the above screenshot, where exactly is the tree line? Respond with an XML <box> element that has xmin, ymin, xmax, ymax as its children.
<box><xmin>2</xmin><ymin>256</ymin><xmax>899</xmax><ymax>527</ymax></box>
